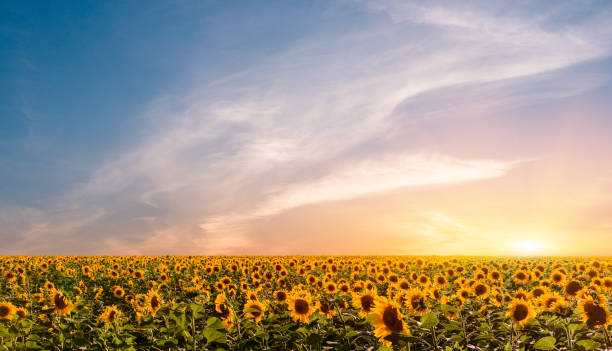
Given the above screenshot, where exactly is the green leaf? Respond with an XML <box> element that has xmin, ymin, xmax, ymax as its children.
<box><xmin>575</xmin><ymin>339</ymin><xmax>600</xmax><ymax>351</ymax></box>
<box><xmin>203</xmin><ymin>327</ymin><xmax>226</xmax><ymax>345</ymax></box>
<box><xmin>206</xmin><ymin>317</ymin><xmax>225</xmax><ymax>330</ymax></box>
<box><xmin>440</xmin><ymin>304</ymin><xmax>458</xmax><ymax>313</ymax></box>
<box><xmin>533</xmin><ymin>336</ymin><xmax>556</xmax><ymax>350</ymax></box>
<box><xmin>421</xmin><ymin>313</ymin><xmax>439</xmax><ymax>329</ymax></box>
<box><xmin>568</xmin><ymin>323</ymin><xmax>584</xmax><ymax>335</ymax></box>
<box><xmin>25</xmin><ymin>341</ymin><xmax>42</xmax><ymax>350</ymax></box>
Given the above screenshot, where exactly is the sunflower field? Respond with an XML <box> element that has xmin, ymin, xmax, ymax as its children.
<box><xmin>0</xmin><ymin>256</ymin><xmax>610</xmax><ymax>350</ymax></box>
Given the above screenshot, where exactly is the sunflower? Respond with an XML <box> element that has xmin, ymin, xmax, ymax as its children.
<box><xmin>417</xmin><ymin>275</ymin><xmax>430</xmax><ymax>287</ymax></box>
<box><xmin>0</xmin><ymin>302</ymin><xmax>16</xmax><ymax>320</ymax></box>
<box><xmin>147</xmin><ymin>290</ymin><xmax>162</xmax><ymax>316</ymax></box>
<box><xmin>529</xmin><ymin>286</ymin><xmax>548</xmax><ymax>300</ymax></box>
<box><xmin>287</xmin><ymin>292</ymin><xmax>313</xmax><ymax>323</ymax></box>
<box><xmin>338</xmin><ymin>283</ymin><xmax>351</xmax><ymax>295</ymax></box>
<box><xmin>405</xmin><ymin>288</ymin><xmax>428</xmax><ymax>316</ymax></box>
<box><xmin>133</xmin><ymin>270</ymin><xmax>145</xmax><ymax>280</ymax></box>
<box><xmin>243</xmin><ymin>300</ymin><xmax>266</xmax><ymax>322</ymax></box>
<box><xmin>488</xmin><ymin>270</ymin><xmax>502</xmax><ymax>282</ymax></box>
<box><xmin>44</xmin><ymin>281</ymin><xmax>55</xmax><ymax>291</ymax></box>
<box><xmin>513</xmin><ymin>270</ymin><xmax>531</xmax><ymax>284</ymax></box>
<box><xmin>538</xmin><ymin>292</ymin><xmax>569</xmax><ymax>315</ymax></box>
<box><xmin>397</xmin><ymin>279</ymin><xmax>410</xmax><ymax>291</ymax></box>
<box><xmin>245</xmin><ymin>289</ymin><xmax>259</xmax><ymax>302</ymax></box>
<box><xmin>472</xmin><ymin>282</ymin><xmax>490</xmax><ymax>299</ymax></box>
<box><xmin>15</xmin><ymin>307</ymin><xmax>26</xmax><ymax>320</ymax></box>
<box><xmin>578</xmin><ymin>295</ymin><xmax>611</xmax><ymax>328</ymax></box>
<box><xmin>214</xmin><ymin>294</ymin><xmax>235</xmax><ymax>328</ymax></box>
<box><xmin>316</xmin><ymin>298</ymin><xmax>336</xmax><ymax>317</ymax></box>
<box><xmin>457</xmin><ymin>288</ymin><xmax>471</xmax><ymax>302</ymax></box>
<box><xmin>564</xmin><ymin>280</ymin><xmax>582</xmax><ymax>298</ymax></box>
<box><xmin>98</xmin><ymin>305</ymin><xmax>121</xmax><ymax>324</ymax></box>
<box><xmin>3</xmin><ymin>271</ymin><xmax>17</xmax><ymax>283</ymax></box>
<box><xmin>433</xmin><ymin>273</ymin><xmax>447</xmax><ymax>287</ymax></box>
<box><xmin>324</xmin><ymin>282</ymin><xmax>337</xmax><ymax>294</ymax></box>
<box><xmin>352</xmin><ymin>290</ymin><xmax>377</xmax><ymax>317</ymax></box>
<box><xmin>273</xmin><ymin>290</ymin><xmax>288</xmax><ymax>303</ymax></box>
<box><xmin>507</xmin><ymin>299</ymin><xmax>536</xmax><ymax>329</ymax></box>
<box><xmin>112</xmin><ymin>286</ymin><xmax>125</xmax><ymax>298</ymax></box>
<box><xmin>368</xmin><ymin>297</ymin><xmax>410</xmax><ymax>346</ymax></box>
<box><xmin>550</xmin><ymin>270</ymin><xmax>566</xmax><ymax>285</ymax></box>
<box><xmin>51</xmin><ymin>290</ymin><xmax>73</xmax><ymax>316</ymax></box>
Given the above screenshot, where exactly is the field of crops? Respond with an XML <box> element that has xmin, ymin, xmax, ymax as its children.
<box><xmin>0</xmin><ymin>256</ymin><xmax>610</xmax><ymax>350</ymax></box>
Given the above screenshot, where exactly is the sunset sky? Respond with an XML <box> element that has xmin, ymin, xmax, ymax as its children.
<box><xmin>1</xmin><ymin>1</ymin><xmax>612</xmax><ymax>255</ymax></box>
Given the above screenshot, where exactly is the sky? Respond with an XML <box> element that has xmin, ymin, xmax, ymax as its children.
<box><xmin>1</xmin><ymin>1</ymin><xmax>612</xmax><ymax>256</ymax></box>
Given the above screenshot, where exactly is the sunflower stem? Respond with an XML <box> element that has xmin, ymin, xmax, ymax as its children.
<box><xmin>430</xmin><ymin>326</ymin><xmax>440</xmax><ymax>350</ymax></box>
<box><xmin>563</xmin><ymin>318</ymin><xmax>573</xmax><ymax>351</ymax></box>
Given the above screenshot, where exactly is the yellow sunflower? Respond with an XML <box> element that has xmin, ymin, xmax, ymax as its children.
<box><xmin>0</xmin><ymin>302</ymin><xmax>16</xmax><ymax>320</ymax></box>
<box><xmin>98</xmin><ymin>305</ymin><xmax>121</xmax><ymax>324</ymax></box>
<box><xmin>51</xmin><ymin>290</ymin><xmax>73</xmax><ymax>316</ymax></box>
<box><xmin>368</xmin><ymin>297</ymin><xmax>410</xmax><ymax>346</ymax></box>
<box><xmin>578</xmin><ymin>295</ymin><xmax>611</xmax><ymax>329</ymax></box>
<box><xmin>405</xmin><ymin>288</ymin><xmax>428</xmax><ymax>316</ymax></box>
<box><xmin>507</xmin><ymin>299</ymin><xmax>536</xmax><ymax>329</ymax></box>
<box><xmin>316</xmin><ymin>298</ymin><xmax>336</xmax><ymax>317</ymax></box>
<box><xmin>352</xmin><ymin>290</ymin><xmax>377</xmax><ymax>317</ymax></box>
<box><xmin>287</xmin><ymin>292</ymin><xmax>313</xmax><ymax>323</ymax></box>
<box><xmin>243</xmin><ymin>300</ymin><xmax>266</xmax><ymax>322</ymax></box>
<box><xmin>273</xmin><ymin>290</ymin><xmax>289</xmax><ymax>303</ymax></box>
<box><xmin>147</xmin><ymin>290</ymin><xmax>162</xmax><ymax>316</ymax></box>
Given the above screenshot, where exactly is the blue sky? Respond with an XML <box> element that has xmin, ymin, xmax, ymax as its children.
<box><xmin>1</xmin><ymin>1</ymin><xmax>612</xmax><ymax>255</ymax></box>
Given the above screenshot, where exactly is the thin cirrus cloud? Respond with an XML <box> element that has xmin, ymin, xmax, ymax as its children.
<box><xmin>3</xmin><ymin>1</ymin><xmax>612</xmax><ymax>254</ymax></box>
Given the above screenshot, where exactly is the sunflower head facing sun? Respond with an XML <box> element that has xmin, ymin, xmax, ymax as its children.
<box><xmin>287</xmin><ymin>292</ymin><xmax>313</xmax><ymax>323</ymax></box>
<box><xmin>507</xmin><ymin>298</ymin><xmax>536</xmax><ymax>329</ymax></box>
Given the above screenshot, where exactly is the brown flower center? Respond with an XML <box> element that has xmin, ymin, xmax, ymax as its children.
<box><xmin>382</xmin><ymin>306</ymin><xmax>404</xmax><ymax>333</ymax></box>
<box><xmin>513</xmin><ymin>303</ymin><xmax>528</xmax><ymax>321</ymax></box>
<box><xmin>360</xmin><ymin>295</ymin><xmax>374</xmax><ymax>312</ymax></box>
<box><xmin>294</xmin><ymin>299</ymin><xmax>310</xmax><ymax>315</ymax></box>
<box><xmin>0</xmin><ymin>305</ymin><xmax>10</xmax><ymax>317</ymax></box>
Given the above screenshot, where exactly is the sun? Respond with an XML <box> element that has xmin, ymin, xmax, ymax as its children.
<box><xmin>515</xmin><ymin>240</ymin><xmax>540</xmax><ymax>255</ymax></box>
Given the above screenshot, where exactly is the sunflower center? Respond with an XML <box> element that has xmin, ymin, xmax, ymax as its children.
<box><xmin>294</xmin><ymin>299</ymin><xmax>309</xmax><ymax>314</ymax></box>
<box><xmin>0</xmin><ymin>305</ymin><xmax>9</xmax><ymax>317</ymax></box>
<box><xmin>319</xmin><ymin>301</ymin><xmax>330</xmax><ymax>313</ymax></box>
<box><xmin>150</xmin><ymin>296</ymin><xmax>160</xmax><ymax>309</ymax></box>
<box><xmin>54</xmin><ymin>294</ymin><xmax>68</xmax><ymax>309</ymax></box>
<box><xmin>360</xmin><ymin>295</ymin><xmax>374</xmax><ymax>312</ymax></box>
<box><xmin>585</xmin><ymin>303</ymin><xmax>607</xmax><ymax>327</ymax></box>
<box><xmin>382</xmin><ymin>306</ymin><xmax>404</xmax><ymax>333</ymax></box>
<box><xmin>565</xmin><ymin>281</ymin><xmax>582</xmax><ymax>296</ymax></box>
<box><xmin>513</xmin><ymin>304</ymin><xmax>528</xmax><ymax>321</ymax></box>
<box><xmin>474</xmin><ymin>285</ymin><xmax>487</xmax><ymax>296</ymax></box>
